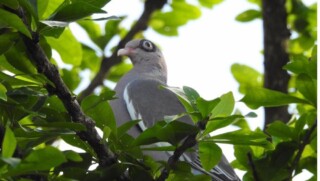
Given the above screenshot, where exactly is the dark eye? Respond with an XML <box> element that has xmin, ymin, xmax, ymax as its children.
<box><xmin>140</xmin><ymin>40</ymin><xmax>156</xmax><ymax>52</ymax></box>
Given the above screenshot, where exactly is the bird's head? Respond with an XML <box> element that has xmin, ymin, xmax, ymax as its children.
<box><xmin>117</xmin><ymin>39</ymin><xmax>165</xmax><ymax>66</ymax></box>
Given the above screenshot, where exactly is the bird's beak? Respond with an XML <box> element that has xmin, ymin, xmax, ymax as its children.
<box><xmin>117</xmin><ymin>47</ymin><xmax>134</xmax><ymax>56</ymax></box>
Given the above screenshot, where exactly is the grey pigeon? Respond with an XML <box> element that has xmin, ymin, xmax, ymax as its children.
<box><xmin>110</xmin><ymin>39</ymin><xmax>240</xmax><ymax>181</ymax></box>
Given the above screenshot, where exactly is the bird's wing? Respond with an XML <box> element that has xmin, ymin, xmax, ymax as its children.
<box><xmin>123</xmin><ymin>78</ymin><xmax>240</xmax><ymax>181</ymax></box>
<box><xmin>123</xmin><ymin>78</ymin><xmax>192</xmax><ymax>127</ymax></box>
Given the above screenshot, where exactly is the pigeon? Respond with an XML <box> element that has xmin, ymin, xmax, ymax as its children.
<box><xmin>109</xmin><ymin>39</ymin><xmax>240</xmax><ymax>181</ymax></box>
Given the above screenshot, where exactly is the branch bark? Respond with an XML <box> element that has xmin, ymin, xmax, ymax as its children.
<box><xmin>22</xmin><ymin>35</ymin><xmax>117</xmax><ymax>167</ymax></box>
<box><xmin>78</xmin><ymin>0</ymin><xmax>167</xmax><ymax>101</ymax></box>
<box><xmin>262</xmin><ymin>0</ymin><xmax>291</xmax><ymax>128</ymax></box>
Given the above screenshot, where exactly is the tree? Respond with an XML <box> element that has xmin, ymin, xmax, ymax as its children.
<box><xmin>0</xmin><ymin>0</ymin><xmax>317</xmax><ymax>180</ymax></box>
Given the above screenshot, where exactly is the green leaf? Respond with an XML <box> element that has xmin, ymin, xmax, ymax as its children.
<box><xmin>202</xmin><ymin>115</ymin><xmax>243</xmax><ymax>137</ymax></box>
<box><xmin>117</xmin><ymin>120</ymin><xmax>140</xmax><ymax>138</ymax></box>
<box><xmin>64</xmin><ymin>150</ymin><xmax>83</xmax><ymax>162</ymax></box>
<box><xmin>104</xmin><ymin>19</ymin><xmax>122</xmax><ymax>47</ymax></box>
<box><xmin>199</xmin><ymin>141</ymin><xmax>222</xmax><ymax>171</ymax></box>
<box><xmin>102</xmin><ymin>126</ymin><xmax>112</xmax><ymax>140</ymax></box>
<box><xmin>108</xmin><ymin>61</ymin><xmax>133</xmax><ymax>82</ymax></box>
<box><xmin>133</xmin><ymin>121</ymin><xmax>198</xmax><ymax>146</ymax></box>
<box><xmin>183</xmin><ymin>86</ymin><xmax>200</xmax><ymax>106</ymax></box>
<box><xmin>296</xmin><ymin>74</ymin><xmax>317</xmax><ymax>106</ymax></box>
<box><xmin>284</xmin><ymin>54</ymin><xmax>316</xmax><ymax>79</ymax></box>
<box><xmin>81</xmin><ymin>94</ymin><xmax>116</xmax><ymax>136</ymax></box>
<box><xmin>163</xmin><ymin>86</ymin><xmax>194</xmax><ymax>113</ymax></box>
<box><xmin>61</xmin><ymin>68</ymin><xmax>81</xmax><ymax>91</ymax></box>
<box><xmin>61</xmin><ymin>135</ymin><xmax>96</xmax><ymax>158</ymax></box>
<box><xmin>50</xmin><ymin>1</ymin><xmax>107</xmax><ymax>22</ymax></box>
<box><xmin>2</xmin><ymin>126</ymin><xmax>17</xmax><ymax>158</ymax></box>
<box><xmin>0</xmin><ymin>0</ymin><xmax>19</xmax><ymax>9</ymax></box>
<box><xmin>4</xmin><ymin>45</ymin><xmax>37</xmax><ymax>74</ymax></box>
<box><xmin>231</xmin><ymin>63</ymin><xmax>263</xmax><ymax>94</ymax></box>
<box><xmin>211</xmin><ymin>92</ymin><xmax>235</xmax><ymax>118</ymax></box>
<box><xmin>196</xmin><ymin>97</ymin><xmax>220</xmax><ymax>118</ymax></box>
<box><xmin>0</xmin><ymin>9</ymin><xmax>31</xmax><ymax>38</ymax></box>
<box><xmin>46</xmin><ymin>28</ymin><xmax>82</xmax><ymax>66</ymax></box>
<box><xmin>0</xmin><ymin>82</ymin><xmax>7</xmax><ymax>101</ymax></box>
<box><xmin>80</xmin><ymin>45</ymin><xmax>101</xmax><ymax>73</ymax></box>
<box><xmin>38</xmin><ymin>0</ymin><xmax>64</xmax><ymax>19</ymax></box>
<box><xmin>241</xmin><ymin>87</ymin><xmax>311</xmax><ymax>109</ymax></box>
<box><xmin>235</xmin><ymin>9</ymin><xmax>261</xmax><ymax>22</ymax></box>
<box><xmin>208</xmin><ymin>129</ymin><xmax>272</xmax><ymax>149</ymax></box>
<box><xmin>0</xmin><ymin>32</ymin><xmax>19</xmax><ymax>55</ymax></box>
<box><xmin>266</xmin><ymin>121</ymin><xmax>294</xmax><ymax>140</ymax></box>
<box><xmin>19</xmin><ymin>146</ymin><xmax>66</xmax><ymax>170</ymax></box>
<box><xmin>199</xmin><ymin>0</ymin><xmax>224</xmax><ymax>9</ymax></box>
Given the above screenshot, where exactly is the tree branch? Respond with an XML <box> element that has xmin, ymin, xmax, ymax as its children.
<box><xmin>247</xmin><ymin>152</ymin><xmax>260</xmax><ymax>181</ymax></box>
<box><xmin>78</xmin><ymin>0</ymin><xmax>167</xmax><ymax>101</ymax></box>
<box><xmin>18</xmin><ymin>9</ymin><xmax>117</xmax><ymax>168</ymax></box>
<box><xmin>157</xmin><ymin>134</ymin><xmax>198</xmax><ymax>181</ymax></box>
<box><xmin>291</xmin><ymin>119</ymin><xmax>317</xmax><ymax>175</ymax></box>
<box><xmin>262</xmin><ymin>0</ymin><xmax>291</xmax><ymax>128</ymax></box>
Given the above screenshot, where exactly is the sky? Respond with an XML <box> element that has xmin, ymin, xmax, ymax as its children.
<box><xmin>66</xmin><ymin>0</ymin><xmax>315</xmax><ymax>179</ymax></box>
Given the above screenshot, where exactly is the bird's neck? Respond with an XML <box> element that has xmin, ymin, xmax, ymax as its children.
<box><xmin>132</xmin><ymin>63</ymin><xmax>167</xmax><ymax>83</ymax></box>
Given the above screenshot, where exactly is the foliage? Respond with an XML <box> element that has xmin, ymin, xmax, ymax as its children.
<box><xmin>232</xmin><ymin>0</ymin><xmax>317</xmax><ymax>180</ymax></box>
<box><xmin>0</xmin><ymin>0</ymin><xmax>317</xmax><ymax>181</ymax></box>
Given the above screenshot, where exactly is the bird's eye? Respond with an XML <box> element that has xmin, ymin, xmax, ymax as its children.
<box><xmin>140</xmin><ymin>40</ymin><xmax>155</xmax><ymax>52</ymax></box>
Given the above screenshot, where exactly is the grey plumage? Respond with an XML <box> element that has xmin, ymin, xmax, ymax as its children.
<box><xmin>110</xmin><ymin>39</ymin><xmax>240</xmax><ymax>181</ymax></box>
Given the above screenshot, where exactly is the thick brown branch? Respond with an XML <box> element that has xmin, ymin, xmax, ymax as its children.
<box><xmin>262</xmin><ymin>0</ymin><xmax>291</xmax><ymax>127</ymax></box>
<box><xmin>22</xmin><ymin>35</ymin><xmax>117</xmax><ymax>167</ymax></box>
<box><xmin>78</xmin><ymin>0</ymin><xmax>167</xmax><ymax>101</ymax></box>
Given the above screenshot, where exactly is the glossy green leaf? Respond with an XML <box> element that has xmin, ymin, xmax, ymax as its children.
<box><xmin>61</xmin><ymin>68</ymin><xmax>81</xmax><ymax>91</ymax></box>
<box><xmin>231</xmin><ymin>63</ymin><xmax>263</xmax><ymax>94</ymax></box>
<box><xmin>266</xmin><ymin>121</ymin><xmax>294</xmax><ymax>140</ymax></box>
<box><xmin>102</xmin><ymin>126</ymin><xmax>112</xmax><ymax>140</ymax></box>
<box><xmin>104</xmin><ymin>19</ymin><xmax>122</xmax><ymax>42</ymax></box>
<box><xmin>80</xmin><ymin>45</ymin><xmax>101</xmax><ymax>73</ymax></box>
<box><xmin>296</xmin><ymin>74</ymin><xmax>317</xmax><ymax>106</ymax></box>
<box><xmin>196</xmin><ymin>97</ymin><xmax>220</xmax><ymax>118</ymax></box>
<box><xmin>61</xmin><ymin>135</ymin><xmax>96</xmax><ymax>157</ymax></box>
<box><xmin>19</xmin><ymin>146</ymin><xmax>66</xmax><ymax>170</ymax></box>
<box><xmin>241</xmin><ymin>87</ymin><xmax>311</xmax><ymax>109</ymax></box>
<box><xmin>203</xmin><ymin>115</ymin><xmax>243</xmax><ymax>137</ymax></box>
<box><xmin>199</xmin><ymin>0</ymin><xmax>223</xmax><ymax>8</ymax></box>
<box><xmin>236</xmin><ymin>9</ymin><xmax>261</xmax><ymax>22</ymax></box>
<box><xmin>208</xmin><ymin>129</ymin><xmax>272</xmax><ymax>149</ymax></box>
<box><xmin>0</xmin><ymin>33</ymin><xmax>19</xmax><ymax>55</ymax></box>
<box><xmin>47</xmin><ymin>28</ymin><xmax>82</xmax><ymax>66</ymax></box>
<box><xmin>4</xmin><ymin>45</ymin><xmax>37</xmax><ymax>74</ymax></box>
<box><xmin>2</xmin><ymin>126</ymin><xmax>17</xmax><ymax>158</ymax></box>
<box><xmin>211</xmin><ymin>92</ymin><xmax>235</xmax><ymax>118</ymax></box>
<box><xmin>133</xmin><ymin>121</ymin><xmax>198</xmax><ymax>146</ymax></box>
<box><xmin>117</xmin><ymin>120</ymin><xmax>140</xmax><ymax>138</ymax></box>
<box><xmin>284</xmin><ymin>54</ymin><xmax>316</xmax><ymax>79</ymax></box>
<box><xmin>1</xmin><ymin>157</ymin><xmax>21</xmax><ymax>168</ymax></box>
<box><xmin>0</xmin><ymin>0</ymin><xmax>19</xmax><ymax>9</ymax></box>
<box><xmin>183</xmin><ymin>86</ymin><xmax>200</xmax><ymax>106</ymax></box>
<box><xmin>64</xmin><ymin>150</ymin><xmax>83</xmax><ymax>162</ymax></box>
<box><xmin>0</xmin><ymin>82</ymin><xmax>7</xmax><ymax>101</ymax></box>
<box><xmin>50</xmin><ymin>1</ymin><xmax>107</xmax><ymax>22</ymax></box>
<box><xmin>108</xmin><ymin>61</ymin><xmax>133</xmax><ymax>82</ymax></box>
<box><xmin>81</xmin><ymin>94</ymin><xmax>116</xmax><ymax>136</ymax></box>
<box><xmin>163</xmin><ymin>86</ymin><xmax>194</xmax><ymax>113</ymax></box>
<box><xmin>0</xmin><ymin>9</ymin><xmax>31</xmax><ymax>38</ymax></box>
<box><xmin>199</xmin><ymin>141</ymin><xmax>222</xmax><ymax>171</ymax></box>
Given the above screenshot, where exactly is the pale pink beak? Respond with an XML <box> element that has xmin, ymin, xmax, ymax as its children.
<box><xmin>117</xmin><ymin>47</ymin><xmax>135</xmax><ymax>56</ymax></box>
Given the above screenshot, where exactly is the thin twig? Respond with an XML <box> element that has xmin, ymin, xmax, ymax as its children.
<box><xmin>157</xmin><ymin>134</ymin><xmax>198</xmax><ymax>181</ymax></box>
<box><xmin>78</xmin><ymin>0</ymin><xmax>167</xmax><ymax>101</ymax></box>
<box><xmin>247</xmin><ymin>152</ymin><xmax>260</xmax><ymax>181</ymax></box>
<box><xmin>291</xmin><ymin>119</ymin><xmax>317</xmax><ymax>175</ymax></box>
